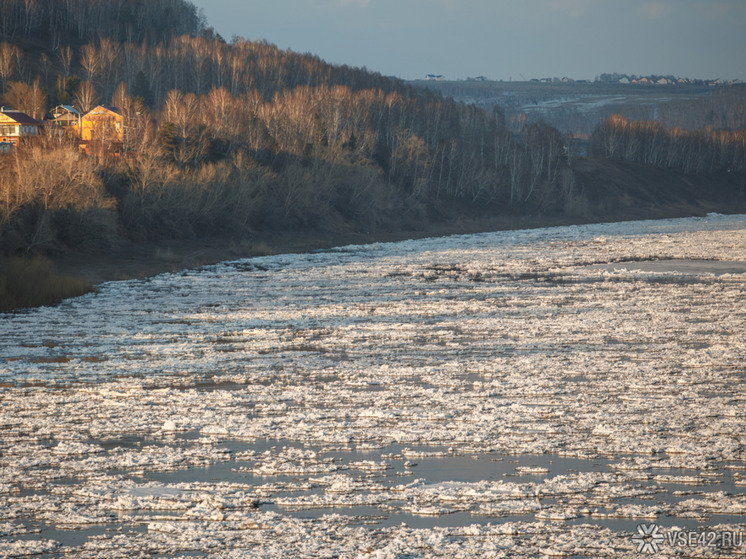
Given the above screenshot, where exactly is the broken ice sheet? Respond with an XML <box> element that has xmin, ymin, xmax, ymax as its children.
<box><xmin>1</xmin><ymin>214</ymin><xmax>745</xmax><ymax>556</ymax></box>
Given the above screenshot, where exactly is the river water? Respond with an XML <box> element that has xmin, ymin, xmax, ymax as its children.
<box><xmin>2</xmin><ymin>214</ymin><xmax>745</xmax><ymax>557</ymax></box>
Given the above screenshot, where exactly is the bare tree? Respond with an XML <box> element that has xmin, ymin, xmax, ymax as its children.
<box><xmin>211</xmin><ymin>43</ymin><xmax>225</xmax><ymax>88</ymax></box>
<box><xmin>98</xmin><ymin>38</ymin><xmax>121</xmax><ymax>100</ymax></box>
<box><xmin>121</xmin><ymin>42</ymin><xmax>140</xmax><ymax>89</ymax></box>
<box><xmin>508</xmin><ymin>148</ymin><xmax>526</xmax><ymax>206</ymax></box>
<box><xmin>111</xmin><ymin>81</ymin><xmax>149</xmax><ymax>152</ymax></box>
<box><xmin>38</xmin><ymin>53</ymin><xmax>51</xmax><ymax>87</ymax></box>
<box><xmin>56</xmin><ymin>45</ymin><xmax>73</xmax><ymax>89</ymax></box>
<box><xmin>22</xmin><ymin>0</ymin><xmax>42</xmax><ymax>35</ymax></box>
<box><xmin>163</xmin><ymin>89</ymin><xmax>184</xmax><ymax>124</ymax></box>
<box><xmin>2</xmin><ymin>79</ymin><xmax>46</xmax><ymax>119</ymax></box>
<box><xmin>0</xmin><ymin>42</ymin><xmax>19</xmax><ymax>92</ymax></box>
<box><xmin>13</xmin><ymin>46</ymin><xmax>29</xmax><ymax>82</ymax></box>
<box><xmin>74</xmin><ymin>80</ymin><xmax>98</xmax><ymax>113</ymax></box>
<box><xmin>164</xmin><ymin>89</ymin><xmax>199</xmax><ymax>139</ymax></box>
<box><xmin>162</xmin><ymin>88</ymin><xmax>204</xmax><ymax>164</ymax></box>
<box><xmin>13</xmin><ymin>145</ymin><xmax>109</xmax><ymax>210</ymax></box>
<box><xmin>28</xmin><ymin>77</ymin><xmax>47</xmax><ymax>119</ymax></box>
<box><xmin>390</xmin><ymin>130</ymin><xmax>429</xmax><ymax>197</ymax></box>
<box><xmin>80</xmin><ymin>43</ymin><xmax>100</xmax><ymax>84</ymax></box>
<box><xmin>204</xmin><ymin>86</ymin><xmax>236</xmax><ymax>138</ymax></box>
<box><xmin>229</xmin><ymin>51</ymin><xmax>245</xmax><ymax>96</ymax></box>
<box><xmin>111</xmin><ymin>82</ymin><xmax>132</xmax><ymax>114</ymax></box>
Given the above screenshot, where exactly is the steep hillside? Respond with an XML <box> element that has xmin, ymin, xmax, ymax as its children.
<box><xmin>0</xmin><ymin>0</ymin><xmax>744</xmax><ymax>310</ymax></box>
<box><xmin>0</xmin><ymin>0</ymin><xmax>424</xmax><ymax>109</ymax></box>
<box><xmin>572</xmin><ymin>158</ymin><xmax>745</xmax><ymax>220</ymax></box>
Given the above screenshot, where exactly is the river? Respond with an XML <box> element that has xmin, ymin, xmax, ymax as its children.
<box><xmin>2</xmin><ymin>214</ymin><xmax>745</xmax><ymax>557</ymax></box>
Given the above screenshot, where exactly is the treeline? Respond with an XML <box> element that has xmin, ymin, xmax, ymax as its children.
<box><xmin>0</xmin><ymin>0</ymin><xmax>203</xmax><ymax>46</ymax></box>
<box><xmin>0</xmin><ymin>78</ymin><xmax>583</xmax><ymax>253</ymax></box>
<box><xmin>157</xmin><ymin>84</ymin><xmax>575</xmax><ymax>213</ymax></box>
<box><xmin>0</xmin><ymin>25</ymin><xmax>422</xmax><ymax>112</ymax></box>
<box><xmin>0</xmin><ymin>0</ymin><xmax>588</xmax><ymax>254</ymax></box>
<box><xmin>589</xmin><ymin>115</ymin><xmax>746</xmax><ymax>175</ymax></box>
<box><xmin>658</xmin><ymin>85</ymin><xmax>746</xmax><ymax>131</ymax></box>
<box><xmin>0</xmin><ymin>0</ymin><xmax>744</xmax><ymax>261</ymax></box>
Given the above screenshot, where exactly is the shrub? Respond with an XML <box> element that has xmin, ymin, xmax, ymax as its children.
<box><xmin>0</xmin><ymin>145</ymin><xmax>117</xmax><ymax>253</ymax></box>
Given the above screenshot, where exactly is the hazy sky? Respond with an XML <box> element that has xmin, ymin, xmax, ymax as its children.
<box><xmin>190</xmin><ymin>0</ymin><xmax>746</xmax><ymax>81</ymax></box>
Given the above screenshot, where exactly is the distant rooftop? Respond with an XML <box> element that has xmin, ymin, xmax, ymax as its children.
<box><xmin>0</xmin><ymin>108</ymin><xmax>42</xmax><ymax>125</ymax></box>
<box><xmin>52</xmin><ymin>105</ymin><xmax>82</xmax><ymax>116</ymax></box>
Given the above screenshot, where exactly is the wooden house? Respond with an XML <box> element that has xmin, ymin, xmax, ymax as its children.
<box><xmin>79</xmin><ymin>105</ymin><xmax>123</xmax><ymax>155</ymax></box>
<box><xmin>0</xmin><ymin>108</ymin><xmax>41</xmax><ymax>150</ymax></box>
<box><xmin>48</xmin><ymin>105</ymin><xmax>82</xmax><ymax>138</ymax></box>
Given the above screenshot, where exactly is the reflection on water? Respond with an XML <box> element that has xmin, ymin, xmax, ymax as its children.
<box><xmin>586</xmin><ymin>258</ymin><xmax>746</xmax><ymax>275</ymax></box>
<box><xmin>23</xmin><ymin>437</ymin><xmax>746</xmax><ymax>548</ymax></box>
<box><xmin>113</xmin><ymin>440</ymin><xmax>746</xmax><ymax>532</ymax></box>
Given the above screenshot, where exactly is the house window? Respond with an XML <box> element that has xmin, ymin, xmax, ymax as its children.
<box><xmin>0</xmin><ymin>125</ymin><xmax>16</xmax><ymax>135</ymax></box>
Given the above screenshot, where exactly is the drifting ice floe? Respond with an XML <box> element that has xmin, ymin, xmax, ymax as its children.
<box><xmin>1</xmin><ymin>214</ymin><xmax>745</xmax><ymax>557</ymax></box>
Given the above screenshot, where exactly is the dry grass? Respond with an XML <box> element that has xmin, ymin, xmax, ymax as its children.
<box><xmin>0</xmin><ymin>255</ymin><xmax>93</xmax><ymax>312</ymax></box>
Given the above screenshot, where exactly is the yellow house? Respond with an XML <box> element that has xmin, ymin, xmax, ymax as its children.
<box><xmin>79</xmin><ymin>105</ymin><xmax>123</xmax><ymax>155</ymax></box>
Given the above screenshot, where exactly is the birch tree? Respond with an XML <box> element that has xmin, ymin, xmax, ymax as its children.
<box><xmin>73</xmin><ymin>80</ymin><xmax>97</xmax><ymax>113</ymax></box>
<box><xmin>0</xmin><ymin>42</ymin><xmax>19</xmax><ymax>92</ymax></box>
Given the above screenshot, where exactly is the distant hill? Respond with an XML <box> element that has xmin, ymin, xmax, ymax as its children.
<box><xmin>416</xmin><ymin>79</ymin><xmax>746</xmax><ymax>137</ymax></box>
<box><xmin>0</xmin><ymin>0</ymin><xmax>426</xmax><ymax>109</ymax></box>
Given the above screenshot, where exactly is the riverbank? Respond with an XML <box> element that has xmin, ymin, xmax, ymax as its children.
<box><xmin>2</xmin><ymin>154</ymin><xmax>743</xmax><ymax>312</ymax></box>
<box><xmin>50</xmin><ymin>156</ymin><xmax>744</xmax><ymax>287</ymax></box>
<box><xmin>0</xmin><ymin>212</ymin><xmax>675</xmax><ymax>313</ymax></box>
<box><xmin>51</xmin><ymin>205</ymin><xmax>730</xmax><ymax>287</ymax></box>
<box><xmin>0</xmin><ymin>205</ymin><xmax>739</xmax><ymax>314</ymax></box>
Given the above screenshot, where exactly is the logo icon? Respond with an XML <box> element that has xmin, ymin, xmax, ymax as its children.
<box><xmin>632</xmin><ymin>523</ymin><xmax>664</xmax><ymax>554</ymax></box>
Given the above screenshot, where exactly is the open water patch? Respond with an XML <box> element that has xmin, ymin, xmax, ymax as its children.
<box><xmin>586</xmin><ymin>258</ymin><xmax>746</xmax><ymax>275</ymax></box>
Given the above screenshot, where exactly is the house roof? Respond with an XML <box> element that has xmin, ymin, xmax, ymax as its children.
<box><xmin>83</xmin><ymin>105</ymin><xmax>122</xmax><ymax>118</ymax></box>
<box><xmin>0</xmin><ymin>109</ymin><xmax>41</xmax><ymax>126</ymax></box>
<box><xmin>51</xmin><ymin>105</ymin><xmax>81</xmax><ymax>117</ymax></box>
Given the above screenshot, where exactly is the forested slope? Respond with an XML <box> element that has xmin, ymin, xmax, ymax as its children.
<box><xmin>0</xmin><ymin>0</ymin><xmax>743</xmax><ymax>266</ymax></box>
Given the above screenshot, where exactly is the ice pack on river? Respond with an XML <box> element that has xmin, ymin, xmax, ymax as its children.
<box><xmin>1</xmin><ymin>214</ymin><xmax>745</xmax><ymax>558</ymax></box>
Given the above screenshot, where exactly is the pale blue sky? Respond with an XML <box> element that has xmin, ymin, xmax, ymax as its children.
<box><xmin>190</xmin><ymin>0</ymin><xmax>746</xmax><ymax>81</ymax></box>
